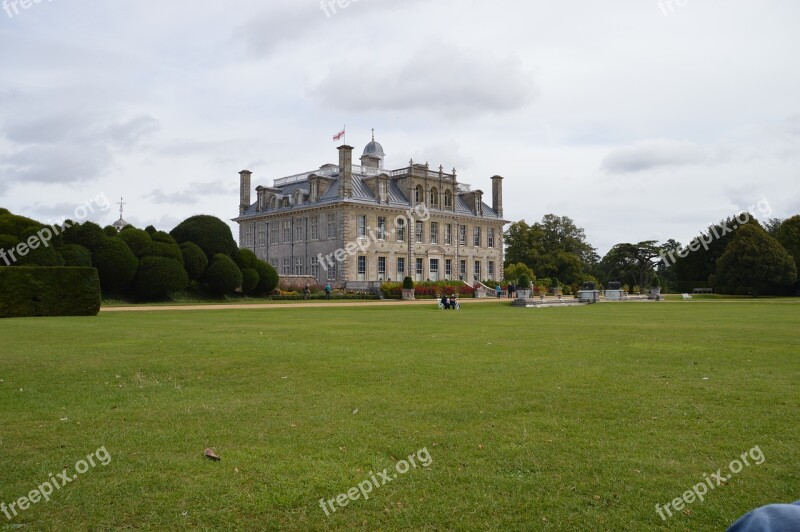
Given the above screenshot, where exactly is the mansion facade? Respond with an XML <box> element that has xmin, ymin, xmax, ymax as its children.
<box><xmin>233</xmin><ymin>137</ymin><xmax>508</xmax><ymax>287</ymax></box>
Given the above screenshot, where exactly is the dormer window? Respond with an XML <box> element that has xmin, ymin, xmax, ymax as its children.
<box><xmin>430</xmin><ymin>187</ymin><xmax>439</xmax><ymax>207</ymax></box>
<box><xmin>444</xmin><ymin>189</ymin><xmax>452</xmax><ymax>209</ymax></box>
<box><xmin>378</xmin><ymin>180</ymin><xmax>387</xmax><ymax>202</ymax></box>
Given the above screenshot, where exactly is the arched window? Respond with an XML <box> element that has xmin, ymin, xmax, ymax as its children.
<box><xmin>269</xmin><ymin>196</ymin><xmax>277</xmax><ymax>210</ymax></box>
<box><xmin>430</xmin><ymin>187</ymin><xmax>438</xmax><ymax>206</ymax></box>
<box><xmin>415</xmin><ymin>185</ymin><xmax>424</xmax><ymax>204</ymax></box>
<box><xmin>444</xmin><ymin>189</ymin><xmax>453</xmax><ymax>208</ymax></box>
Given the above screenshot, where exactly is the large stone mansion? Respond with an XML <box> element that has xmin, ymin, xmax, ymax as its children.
<box><xmin>234</xmin><ymin>136</ymin><xmax>508</xmax><ymax>287</ymax></box>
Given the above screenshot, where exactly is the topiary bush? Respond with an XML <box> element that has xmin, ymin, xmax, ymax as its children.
<box><xmin>59</xmin><ymin>244</ymin><xmax>93</xmax><ymax>267</ymax></box>
<box><xmin>118</xmin><ymin>228</ymin><xmax>152</xmax><ymax>257</ymax></box>
<box><xmin>92</xmin><ymin>238</ymin><xmax>138</xmax><ymax>294</ymax></box>
<box><xmin>180</xmin><ymin>242</ymin><xmax>208</xmax><ymax>281</ymax></box>
<box><xmin>134</xmin><ymin>256</ymin><xmax>188</xmax><ymax>300</ymax></box>
<box><xmin>0</xmin><ymin>266</ymin><xmax>101</xmax><ymax>318</ymax></box>
<box><xmin>235</xmin><ymin>248</ymin><xmax>259</xmax><ymax>270</ymax></box>
<box><xmin>204</xmin><ymin>253</ymin><xmax>243</xmax><ymax>296</ymax></box>
<box><xmin>518</xmin><ymin>274</ymin><xmax>531</xmax><ymax>289</ymax></box>
<box><xmin>253</xmin><ymin>260</ymin><xmax>279</xmax><ymax>295</ymax></box>
<box><xmin>63</xmin><ymin>221</ymin><xmax>107</xmax><ymax>252</ymax></box>
<box><xmin>13</xmin><ymin>227</ymin><xmax>63</xmax><ymax>267</ymax></box>
<box><xmin>403</xmin><ymin>276</ymin><xmax>414</xmax><ymax>289</ymax></box>
<box><xmin>170</xmin><ymin>215</ymin><xmax>238</xmax><ymax>261</ymax></box>
<box><xmin>241</xmin><ymin>267</ymin><xmax>260</xmax><ymax>294</ymax></box>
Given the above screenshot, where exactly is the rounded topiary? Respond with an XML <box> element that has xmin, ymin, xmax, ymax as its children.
<box><xmin>254</xmin><ymin>260</ymin><xmax>279</xmax><ymax>295</ymax></box>
<box><xmin>15</xmin><ymin>227</ymin><xmax>63</xmax><ymax>267</ymax></box>
<box><xmin>403</xmin><ymin>276</ymin><xmax>414</xmax><ymax>289</ymax></box>
<box><xmin>551</xmin><ymin>277</ymin><xmax>560</xmax><ymax>288</ymax></box>
<box><xmin>151</xmin><ymin>231</ymin><xmax>177</xmax><ymax>244</ymax></box>
<box><xmin>170</xmin><ymin>215</ymin><xmax>238</xmax><ymax>261</ymax></box>
<box><xmin>134</xmin><ymin>256</ymin><xmax>188</xmax><ymax>300</ymax></box>
<box><xmin>241</xmin><ymin>268</ymin><xmax>260</xmax><ymax>294</ymax></box>
<box><xmin>118</xmin><ymin>228</ymin><xmax>152</xmax><ymax>257</ymax></box>
<box><xmin>180</xmin><ymin>242</ymin><xmax>208</xmax><ymax>281</ymax></box>
<box><xmin>140</xmin><ymin>240</ymin><xmax>182</xmax><ymax>261</ymax></box>
<box><xmin>59</xmin><ymin>244</ymin><xmax>93</xmax><ymax>267</ymax></box>
<box><xmin>651</xmin><ymin>275</ymin><xmax>661</xmax><ymax>287</ymax></box>
<box><xmin>235</xmin><ymin>248</ymin><xmax>259</xmax><ymax>270</ymax></box>
<box><xmin>204</xmin><ymin>253</ymin><xmax>243</xmax><ymax>296</ymax></box>
<box><xmin>518</xmin><ymin>274</ymin><xmax>531</xmax><ymax>290</ymax></box>
<box><xmin>93</xmin><ymin>238</ymin><xmax>138</xmax><ymax>294</ymax></box>
<box><xmin>63</xmin><ymin>221</ymin><xmax>108</xmax><ymax>252</ymax></box>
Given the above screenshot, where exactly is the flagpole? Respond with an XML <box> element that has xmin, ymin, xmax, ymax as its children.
<box><xmin>343</xmin><ymin>124</ymin><xmax>346</xmax><ymax>146</ymax></box>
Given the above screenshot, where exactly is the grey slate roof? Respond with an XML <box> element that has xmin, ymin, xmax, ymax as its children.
<box><xmin>239</xmin><ymin>173</ymin><xmax>501</xmax><ymax>220</ymax></box>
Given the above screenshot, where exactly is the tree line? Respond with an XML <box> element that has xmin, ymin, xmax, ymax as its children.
<box><xmin>503</xmin><ymin>213</ymin><xmax>799</xmax><ymax>296</ymax></box>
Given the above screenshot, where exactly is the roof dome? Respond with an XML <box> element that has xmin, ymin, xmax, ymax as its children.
<box><xmin>362</xmin><ymin>129</ymin><xmax>385</xmax><ymax>158</ymax></box>
<box><xmin>362</xmin><ymin>140</ymin><xmax>385</xmax><ymax>158</ymax></box>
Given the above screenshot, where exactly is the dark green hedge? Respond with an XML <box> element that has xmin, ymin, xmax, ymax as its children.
<box><xmin>0</xmin><ymin>266</ymin><xmax>101</xmax><ymax>318</ymax></box>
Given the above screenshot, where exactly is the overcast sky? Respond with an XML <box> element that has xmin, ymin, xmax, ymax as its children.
<box><xmin>1</xmin><ymin>0</ymin><xmax>798</xmax><ymax>255</ymax></box>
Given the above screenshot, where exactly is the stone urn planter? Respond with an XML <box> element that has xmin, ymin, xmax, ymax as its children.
<box><xmin>401</xmin><ymin>288</ymin><xmax>415</xmax><ymax>301</ymax></box>
<box><xmin>516</xmin><ymin>289</ymin><xmax>531</xmax><ymax>299</ymax></box>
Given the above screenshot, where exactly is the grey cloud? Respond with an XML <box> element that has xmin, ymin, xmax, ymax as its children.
<box><xmin>312</xmin><ymin>41</ymin><xmax>537</xmax><ymax>119</ymax></box>
<box><xmin>1</xmin><ymin>143</ymin><xmax>113</xmax><ymax>185</ymax></box>
<box><xmin>601</xmin><ymin>139</ymin><xmax>711</xmax><ymax>174</ymax></box>
<box><xmin>103</xmin><ymin>115</ymin><xmax>161</xmax><ymax>148</ymax></box>
<box><xmin>144</xmin><ymin>180</ymin><xmax>237</xmax><ymax>205</ymax></box>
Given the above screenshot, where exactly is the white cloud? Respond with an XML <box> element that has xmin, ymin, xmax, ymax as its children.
<box><xmin>601</xmin><ymin>139</ymin><xmax>713</xmax><ymax>174</ymax></box>
<box><xmin>312</xmin><ymin>41</ymin><xmax>537</xmax><ymax>119</ymax></box>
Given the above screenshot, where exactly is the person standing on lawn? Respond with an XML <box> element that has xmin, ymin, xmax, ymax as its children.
<box><xmin>324</xmin><ymin>283</ymin><xmax>331</xmax><ymax>300</ymax></box>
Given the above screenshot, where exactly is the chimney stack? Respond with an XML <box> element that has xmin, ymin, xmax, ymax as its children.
<box><xmin>338</xmin><ymin>145</ymin><xmax>354</xmax><ymax>198</ymax></box>
<box><xmin>239</xmin><ymin>170</ymin><xmax>252</xmax><ymax>215</ymax></box>
<box><xmin>491</xmin><ymin>175</ymin><xmax>503</xmax><ymax>217</ymax></box>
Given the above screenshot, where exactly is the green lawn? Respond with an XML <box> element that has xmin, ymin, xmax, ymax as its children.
<box><xmin>1</xmin><ymin>300</ymin><xmax>799</xmax><ymax>530</ymax></box>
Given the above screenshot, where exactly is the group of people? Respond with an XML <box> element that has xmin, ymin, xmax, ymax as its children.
<box><xmin>495</xmin><ymin>283</ymin><xmax>517</xmax><ymax>298</ymax></box>
<box><xmin>440</xmin><ymin>294</ymin><xmax>460</xmax><ymax>310</ymax></box>
<box><xmin>303</xmin><ymin>283</ymin><xmax>332</xmax><ymax>300</ymax></box>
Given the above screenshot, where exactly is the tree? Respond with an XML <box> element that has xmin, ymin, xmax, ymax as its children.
<box><xmin>764</xmin><ymin>218</ymin><xmax>783</xmax><ymax>236</ymax></box>
<box><xmin>599</xmin><ymin>241</ymin><xmax>662</xmax><ymax>288</ymax></box>
<box><xmin>503</xmin><ymin>262</ymin><xmax>534</xmax><ymax>284</ymax></box>
<box><xmin>774</xmin><ymin>215</ymin><xmax>800</xmax><ymax>268</ymax></box>
<box><xmin>93</xmin><ymin>238</ymin><xmax>138</xmax><ymax>294</ymax></box>
<box><xmin>503</xmin><ymin>221</ymin><xmax>538</xmax><ymax>266</ymax></box>
<box><xmin>170</xmin><ymin>215</ymin><xmax>238</xmax><ymax>261</ymax></box>
<box><xmin>254</xmin><ymin>260</ymin><xmax>279</xmax><ymax>295</ymax></box>
<box><xmin>503</xmin><ymin>214</ymin><xmax>597</xmax><ymax>285</ymax></box>
<box><xmin>204</xmin><ymin>253</ymin><xmax>243</xmax><ymax>296</ymax></box>
<box><xmin>672</xmin><ymin>214</ymin><xmax>761</xmax><ymax>284</ymax></box>
<box><xmin>134</xmin><ymin>257</ymin><xmax>188</xmax><ymax>300</ymax></box>
<box><xmin>716</xmin><ymin>225</ymin><xmax>797</xmax><ymax>296</ymax></box>
<box><xmin>180</xmin><ymin>242</ymin><xmax>208</xmax><ymax>281</ymax></box>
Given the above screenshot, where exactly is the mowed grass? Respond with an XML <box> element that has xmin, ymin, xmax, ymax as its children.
<box><xmin>1</xmin><ymin>301</ymin><xmax>799</xmax><ymax>531</ymax></box>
